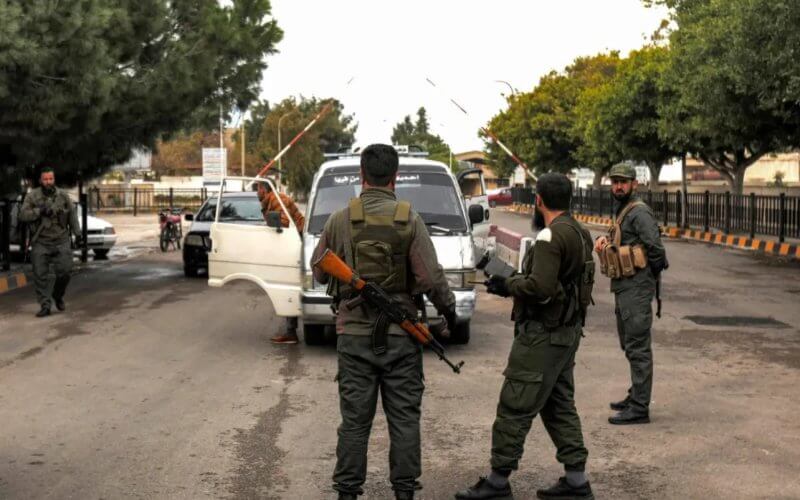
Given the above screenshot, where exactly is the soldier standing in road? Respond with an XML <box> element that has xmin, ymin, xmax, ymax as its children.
<box><xmin>19</xmin><ymin>167</ymin><xmax>81</xmax><ymax>317</ymax></box>
<box><xmin>256</xmin><ymin>177</ymin><xmax>305</xmax><ymax>344</ymax></box>
<box><xmin>594</xmin><ymin>163</ymin><xmax>667</xmax><ymax>425</ymax></box>
<box><xmin>312</xmin><ymin>144</ymin><xmax>456</xmax><ymax>500</ymax></box>
<box><xmin>456</xmin><ymin>173</ymin><xmax>595</xmax><ymax>500</ymax></box>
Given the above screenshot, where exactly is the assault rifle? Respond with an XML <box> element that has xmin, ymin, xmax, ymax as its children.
<box><xmin>313</xmin><ymin>249</ymin><xmax>465</xmax><ymax>374</ymax></box>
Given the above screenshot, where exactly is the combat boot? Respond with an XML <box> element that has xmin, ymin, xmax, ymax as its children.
<box><xmin>36</xmin><ymin>306</ymin><xmax>51</xmax><ymax>318</ymax></box>
<box><xmin>55</xmin><ymin>298</ymin><xmax>66</xmax><ymax>312</ymax></box>
<box><xmin>609</xmin><ymin>397</ymin><xmax>630</xmax><ymax>411</ymax></box>
<box><xmin>536</xmin><ymin>477</ymin><xmax>594</xmax><ymax>499</ymax></box>
<box><xmin>608</xmin><ymin>407</ymin><xmax>650</xmax><ymax>425</ymax></box>
<box><xmin>455</xmin><ymin>477</ymin><xmax>513</xmax><ymax>499</ymax></box>
<box><xmin>338</xmin><ymin>493</ymin><xmax>358</xmax><ymax>500</ymax></box>
<box><xmin>395</xmin><ymin>490</ymin><xmax>414</xmax><ymax>500</ymax></box>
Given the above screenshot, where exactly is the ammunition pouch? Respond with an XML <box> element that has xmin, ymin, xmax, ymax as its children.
<box><xmin>599</xmin><ymin>244</ymin><xmax>647</xmax><ymax>279</ymax></box>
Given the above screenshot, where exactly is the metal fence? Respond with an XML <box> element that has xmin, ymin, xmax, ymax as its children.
<box><xmin>511</xmin><ymin>187</ymin><xmax>800</xmax><ymax>242</ymax></box>
<box><xmin>88</xmin><ymin>187</ymin><xmax>210</xmax><ymax>215</ymax></box>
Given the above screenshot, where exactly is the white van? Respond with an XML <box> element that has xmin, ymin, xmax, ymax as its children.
<box><xmin>207</xmin><ymin>153</ymin><xmax>489</xmax><ymax>345</ymax></box>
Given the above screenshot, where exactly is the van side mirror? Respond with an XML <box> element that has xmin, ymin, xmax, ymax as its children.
<box><xmin>468</xmin><ymin>204</ymin><xmax>484</xmax><ymax>225</ymax></box>
<box><xmin>184</xmin><ymin>213</ymin><xmax>194</xmax><ymax>222</ymax></box>
<box><xmin>266</xmin><ymin>211</ymin><xmax>283</xmax><ymax>233</ymax></box>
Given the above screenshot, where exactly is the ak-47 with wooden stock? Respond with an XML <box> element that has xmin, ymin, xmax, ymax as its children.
<box><xmin>313</xmin><ymin>249</ymin><xmax>465</xmax><ymax>374</ymax></box>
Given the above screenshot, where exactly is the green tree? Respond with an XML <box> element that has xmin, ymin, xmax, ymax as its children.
<box><xmin>391</xmin><ymin>107</ymin><xmax>454</xmax><ymax>167</ymax></box>
<box><xmin>655</xmin><ymin>0</ymin><xmax>800</xmax><ymax>193</ymax></box>
<box><xmin>0</xmin><ymin>0</ymin><xmax>282</xmax><ymax>189</ymax></box>
<box><xmin>485</xmin><ymin>52</ymin><xmax>621</xmax><ymax>181</ymax></box>
<box><xmin>252</xmin><ymin>97</ymin><xmax>357</xmax><ymax>196</ymax></box>
<box><xmin>575</xmin><ymin>46</ymin><xmax>678</xmax><ymax>189</ymax></box>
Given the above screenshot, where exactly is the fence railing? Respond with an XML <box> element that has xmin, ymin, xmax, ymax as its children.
<box><xmin>511</xmin><ymin>187</ymin><xmax>800</xmax><ymax>242</ymax></box>
<box><xmin>88</xmin><ymin>187</ymin><xmax>210</xmax><ymax>215</ymax></box>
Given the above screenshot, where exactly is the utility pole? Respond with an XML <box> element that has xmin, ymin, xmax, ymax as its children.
<box><xmin>241</xmin><ymin>121</ymin><xmax>245</xmax><ymax>176</ymax></box>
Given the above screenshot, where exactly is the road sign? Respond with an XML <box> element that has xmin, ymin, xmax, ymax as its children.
<box><xmin>203</xmin><ymin>148</ymin><xmax>227</xmax><ymax>184</ymax></box>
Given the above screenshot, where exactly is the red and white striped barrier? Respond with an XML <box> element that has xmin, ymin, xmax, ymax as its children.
<box><xmin>488</xmin><ymin>225</ymin><xmax>534</xmax><ymax>272</ymax></box>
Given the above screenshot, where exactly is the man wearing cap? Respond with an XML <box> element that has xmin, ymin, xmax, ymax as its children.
<box><xmin>594</xmin><ymin>164</ymin><xmax>667</xmax><ymax>425</ymax></box>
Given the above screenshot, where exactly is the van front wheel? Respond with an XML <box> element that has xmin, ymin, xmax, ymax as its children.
<box><xmin>449</xmin><ymin>321</ymin><xmax>470</xmax><ymax>344</ymax></box>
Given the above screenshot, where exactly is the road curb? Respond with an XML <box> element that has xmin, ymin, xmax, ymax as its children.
<box><xmin>0</xmin><ymin>271</ymin><xmax>31</xmax><ymax>295</ymax></box>
<box><xmin>506</xmin><ymin>203</ymin><xmax>800</xmax><ymax>261</ymax></box>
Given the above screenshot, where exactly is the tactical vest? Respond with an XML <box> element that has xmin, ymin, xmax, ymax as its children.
<box><xmin>334</xmin><ymin>197</ymin><xmax>414</xmax><ymax>300</ymax></box>
<box><xmin>600</xmin><ymin>200</ymin><xmax>648</xmax><ymax>279</ymax></box>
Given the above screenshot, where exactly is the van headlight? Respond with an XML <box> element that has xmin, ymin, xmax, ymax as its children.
<box><xmin>103</xmin><ymin>227</ymin><xmax>115</xmax><ymax>235</ymax></box>
<box><xmin>185</xmin><ymin>234</ymin><xmax>204</xmax><ymax>247</ymax></box>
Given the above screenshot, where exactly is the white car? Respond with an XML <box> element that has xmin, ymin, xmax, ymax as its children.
<box><xmin>206</xmin><ymin>151</ymin><xmax>491</xmax><ymax>346</ymax></box>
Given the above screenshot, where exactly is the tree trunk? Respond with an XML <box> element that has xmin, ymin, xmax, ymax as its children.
<box><xmin>592</xmin><ymin>169</ymin><xmax>604</xmax><ymax>188</ymax></box>
<box><xmin>732</xmin><ymin>167</ymin><xmax>746</xmax><ymax>195</ymax></box>
<box><xmin>647</xmin><ymin>162</ymin><xmax>662</xmax><ymax>190</ymax></box>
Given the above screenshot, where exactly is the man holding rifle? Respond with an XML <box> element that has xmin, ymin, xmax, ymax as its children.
<box><xmin>311</xmin><ymin>144</ymin><xmax>456</xmax><ymax>500</ymax></box>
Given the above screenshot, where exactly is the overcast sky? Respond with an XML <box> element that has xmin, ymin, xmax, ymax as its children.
<box><xmin>257</xmin><ymin>0</ymin><xmax>669</xmax><ymax>154</ymax></box>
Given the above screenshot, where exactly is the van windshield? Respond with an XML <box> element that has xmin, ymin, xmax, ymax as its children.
<box><xmin>308</xmin><ymin>172</ymin><xmax>466</xmax><ymax>234</ymax></box>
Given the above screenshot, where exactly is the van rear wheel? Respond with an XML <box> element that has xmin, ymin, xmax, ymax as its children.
<box><xmin>304</xmin><ymin>323</ymin><xmax>328</xmax><ymax>346</ymax></box>
<box><xmin>449</xmin><ymin>321</ymin><xmax>471</xmax><ymax>344</ymax></box>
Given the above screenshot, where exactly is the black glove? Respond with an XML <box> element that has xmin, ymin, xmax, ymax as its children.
<box><xmin>443</xmin><ymin>305</ymin><xmax>457</xmax><ymax>333</ymax></box>
<box><xmin>486</xmin><ymin>275</ymin><xmax>511</xmax><ymax>298</ymax></box>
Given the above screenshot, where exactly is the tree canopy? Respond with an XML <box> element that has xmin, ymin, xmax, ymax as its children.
<box><xmin>391</xmin><ymin>108</ymin><xmax>453</xmax><ymax>167</ymax></box>
<box><xmin>0</xmin><ymin>0</ymin><xmax>282</xmax><ymax>189</ymax></box>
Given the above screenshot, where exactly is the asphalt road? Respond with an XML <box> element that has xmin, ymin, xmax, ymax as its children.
<box><xmin>1</xmin><ymin>209</ymin><xmax>799</xmax><ymax>499</ymax></box>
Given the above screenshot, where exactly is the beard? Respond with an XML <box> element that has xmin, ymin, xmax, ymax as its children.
<box><xmin>42</xmin><ymin>185</ymin><xmax>56</xmax><ymax>196</ymax></box>
<box><xmin>532</xmin><ymin>207</ymin><xmax>546</xmax><ymax>232</ymax></box>
<box><xmin>612</xmin><ymin>190</ymin><xmax>632</xmax><ymax>204</ymax></box>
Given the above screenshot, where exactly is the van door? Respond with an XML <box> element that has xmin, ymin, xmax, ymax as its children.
<box><xmin>207</xmin><ymin>178</ymin><xmax>302</xmax><ymax>317</ymax></box>
<box><xmin>456</xmin><ymin>168</ymin><xmax>490</xmax><ymax>252</ymax></box>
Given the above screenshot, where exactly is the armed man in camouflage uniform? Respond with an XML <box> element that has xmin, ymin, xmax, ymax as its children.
<box><xmin>19</xmin><ymin>167</ymin><xmax>81</xmax><ymax>317</ymax></box>
<box><xmin>312</xmin><ymin>144</ymin><xmax>456</xmax><ymax>500</ymax></box>
<box><xmin>594</xmin><ymin>163</ymin><xmax>667</xmax><ymax>425</ymax></box>
<box><xmin>456</xmin><ymin>173</ymin><xmax>595</xmax><ymax>500</ymax></box>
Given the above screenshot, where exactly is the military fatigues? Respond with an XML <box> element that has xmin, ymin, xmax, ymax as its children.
<box><xmin>610</xmin><ymin>196</ymin><xmax>666</xmax><ymax>415</ymax></box>
<box><xmin>312</xmin><ymin>187</ymin><xmax>455</xmax><ymax>496</ymax></box>
<box><xmin>491</xmin><ymin>214</ymin><xmax>592</xmax><ymax>474</ymax></box>
<box><xmin>19</xmin><ymin>187</ymin><xmax>80</xmax><ymax>309</ymax></box>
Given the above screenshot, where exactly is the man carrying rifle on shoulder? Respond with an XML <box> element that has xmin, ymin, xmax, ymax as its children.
<box><xmin>311</xmin><ymin>144</ymin><xmax>457</xmax><ymax>500</ymax></box>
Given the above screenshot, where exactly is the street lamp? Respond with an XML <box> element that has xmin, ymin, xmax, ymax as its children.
<box><xmin>494</xmin><ymin>80</ymin><xmax>517</xmax><ymax>98</ymax></box>
<box><xmin>277</xmin><ymin>110</ymin><xmax>297</xmax><ymax>190</ymax></box>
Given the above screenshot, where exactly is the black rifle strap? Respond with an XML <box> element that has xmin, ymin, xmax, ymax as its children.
<box><xmin>655</xmin><ymin>274</ymin><xmax>663</xmax><ymax>319</ymax></box>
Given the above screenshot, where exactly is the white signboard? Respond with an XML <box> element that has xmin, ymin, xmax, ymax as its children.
<box><xmin>202</xmin><ymin>148</ymin><xmax>227</xmax><ymax>184</ymax></box>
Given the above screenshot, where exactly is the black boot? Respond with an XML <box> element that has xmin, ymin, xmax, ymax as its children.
<box><xmin>395</xmin><ymin>490</ymin><xmax>414</xmax><ymax>500</ymax></box>
<box><xmin>454</xmin><ymin>477</ymin><xmax>512</xmax><ymax>499</ymax></box>
<box><xmin>338</xmin><ymin>493</ymin><xmax>358</xmax><ymax>500</ymax></box>
<box><xmin>608</xmin><ymin>407</ymin><xmax>650</xmax><ymax>425</ymax></box>
<box><xmin>536</xmin><ymin>477</ymin><xmax>594</xmax><ymax>499</ymax></box>
<box><xmin>36</xmin><ymin>306</ymin><xmax>51</xmax><ymax>318</ymax></box>
<box><xmin>609</xmin><ymin>397</ymin><xmax>630</xmax><ymax>411</ymax></box>
<box><xmin>54</xmin><ymin>298</ymin><xmax>66</xmax><ymax>312</ymax></box>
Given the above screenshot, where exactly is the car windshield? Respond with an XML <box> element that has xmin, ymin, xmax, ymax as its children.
<box><xmin>308</xmin><ymin>171</ymin><xmax>466</xmax><ymax>234</ymax></box>
<box><xmin>196</xmin><ymin>196</ymin><xmax>264</xmax><ymax>223</ymax></box>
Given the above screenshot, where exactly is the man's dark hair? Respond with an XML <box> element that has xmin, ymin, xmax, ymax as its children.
<box><xmin>536</xmin><ymin>172</ymin><xmax>572</xmax><ymax>210</ymax></box>
<box><xmin>360</xmin><ymin>144</ymin><xmax>398</xmax><ymax>187</ymax></box>
<box><xmin>40</xmin><ymin>166</ymin><xmax>55</xmax><ymax>176</ymax></box>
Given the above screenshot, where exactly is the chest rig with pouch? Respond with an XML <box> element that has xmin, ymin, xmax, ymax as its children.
<box><xmin>330</xmin><ymin>196</ymin><xmax>414</xmax><ymax>299</ymax></box>
<box><xmin>599</xmin><ymin>200</ymin><xmax>648</xmax><ymax>279</ymax></box>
